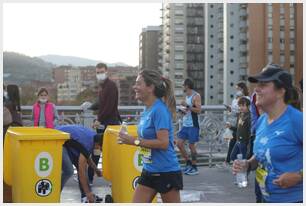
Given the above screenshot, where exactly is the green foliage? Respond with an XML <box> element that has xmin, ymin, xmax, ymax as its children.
<box><xmin>3</xmin><ymin>52</ymin><xmax>54</xmax><ymax>84</ymax></box>
<box><xmin>74</xmin><ymin>88</ymin><xmax>97</xmax><ymax>105</ymax></box>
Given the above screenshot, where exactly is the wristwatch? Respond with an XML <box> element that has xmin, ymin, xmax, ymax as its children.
<box><xmin>134</xmin><ymin>139</ymin><xmax>140</xmax><ymax>146</ymax></box>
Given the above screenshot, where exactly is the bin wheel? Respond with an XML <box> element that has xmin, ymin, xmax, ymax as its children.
<box><xmin>105</xmin><ymin>194</ymin><xmax>113</xmax><ymax>203</ymax></box>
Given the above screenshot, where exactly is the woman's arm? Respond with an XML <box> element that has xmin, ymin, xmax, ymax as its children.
<box><xmin>272</xmin><ymin>172</ymin><xmax>303</xmax><ymax>188</ymax></box>
<box><xmin>118</xmin><ymin>129</ymin><xmax>169</xmax><ymax>150</ymax></box>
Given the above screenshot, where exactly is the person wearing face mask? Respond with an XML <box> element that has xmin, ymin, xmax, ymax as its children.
<box><xmin>226</xmin><ymin>82</ymin><xmax>250</xmax><ymax>114</ymax></box>
<box><xmin>32</xmin><ymin>87</ymin><xmax>58</xmax><ymax>128</ymax></box>
<box><xmin>87</xmin><ymin>62</ymin><xmax>121</xmax><ymax>185</ymax></box>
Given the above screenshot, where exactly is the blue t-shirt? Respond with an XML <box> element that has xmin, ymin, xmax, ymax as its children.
<box><xmin>138</xmin><ymin>98</ymin><xmax>180</xmax><ymax>173</ymax></box>
<box><xmin>253</xmin><ymin>105</ymin><xmax>303</xmax><ymax>202</ymax></box>
<box><xmin>55</xmin><ymin>124</ymin><xmax>96</xmax><ymax>158</ymax></box>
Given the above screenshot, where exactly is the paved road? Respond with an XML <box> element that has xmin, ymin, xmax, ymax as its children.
<box><xmin>61</xmin><ymin>165</ymin><xmax>256</xmax><ymax>203</ymax></box>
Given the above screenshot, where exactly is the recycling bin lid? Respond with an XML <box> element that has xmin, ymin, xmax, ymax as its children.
<box><xmin>6</xmin><ymin>127</ymin><xmax>70</xmax><ymax>141</ymax></box>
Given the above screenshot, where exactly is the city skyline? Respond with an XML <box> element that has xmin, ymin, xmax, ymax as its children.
<box><xmin>3</xmin><ymin>3</ymin><xmax>162</xmax><ymax>67</ymax></box>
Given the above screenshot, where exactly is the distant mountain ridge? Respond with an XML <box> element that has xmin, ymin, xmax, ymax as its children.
<box><xmin>3</xmin><ymin>51</ymin><xmax>132</xmax><ymax>85</ymax></box>
<box><xmin>3</xmin><ymin>52</ymin><xmax>54</xmax><ymax>84</ymax></box>
<box><xmin>39</xmin><ymin>54</ymin><xmax>130</xmax><ymax>67</ymax></box>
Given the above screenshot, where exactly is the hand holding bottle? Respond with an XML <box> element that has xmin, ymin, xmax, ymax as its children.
<box><xmin>232</xmin><ymin>155</ymin><xmax>248</xmax><ymax>175</ymax></box>
<box><xmin>118</xmin><ymin>122</ymin><xmax>128</xmax><ymax>144</ymax></box>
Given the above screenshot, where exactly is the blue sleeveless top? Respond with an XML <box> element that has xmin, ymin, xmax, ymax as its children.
<box><xmin>182</xmin><ymin>90</ymin><xmax>199</xmax><ymax>128</ymax></box>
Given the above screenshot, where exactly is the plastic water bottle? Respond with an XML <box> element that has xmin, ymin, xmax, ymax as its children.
<box><xmin>236</xmin><ymin>154</ymin><xmax>248</xmax><ymax>188</ymax></box>
<box><xmin>118</xmin><ymin>122</ymin><xmax>128</xmax><ymax>144</ymax></box>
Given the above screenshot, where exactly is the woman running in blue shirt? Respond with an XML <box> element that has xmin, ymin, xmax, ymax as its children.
<box><xmin>232</xmin><ymin>64</ymin><xmax>303</xmax><ymax>203</ymax></box>
<box><xmin>118</xmin><ymin>69</ymin><xmax>182</xmax><ymax>203</ymax></box>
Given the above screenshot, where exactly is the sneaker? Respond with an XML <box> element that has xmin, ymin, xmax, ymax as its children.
<box><xmin>81</xmin><ymin>194</ymin><xmax>103</xmax><ymax>203</ymax></box>
<box><xmin>182</xmin><ymin>165</ymin><xmax>192</xmax><ymax>174</ymax></box>
<box><xmin>185</xmin><ymin>167</ymin><xmax>199</xmax><ymax>175</ymax></box>
<box><xmin>81</xmin><ymin>196</ymin><xmax>88</xmax><ymax>203</ymax></box>
<box><xmin>95</xmin><ymin>195</ymin><xmax>103</xmax><ymax>203</ymax></box>
<box><xmin>89</xmin><ymin>180</ymin><xmax>93</xmax><ymax>187</ymax></box>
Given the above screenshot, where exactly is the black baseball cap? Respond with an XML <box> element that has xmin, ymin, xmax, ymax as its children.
<box><xmin>248</xmin><ymin>64</ymin><xmax>292</xmax><ymax>87</ymax></box>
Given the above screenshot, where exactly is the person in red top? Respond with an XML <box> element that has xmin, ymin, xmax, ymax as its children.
<box><xmin>87</xmin><ymin>62</ymin><xmax>121</xmax><ymax>184</ymax></box>
<box><xmin>32</xmin><ymin>87</ymin><xmax>58</xmax><ymax>128</ymax></box>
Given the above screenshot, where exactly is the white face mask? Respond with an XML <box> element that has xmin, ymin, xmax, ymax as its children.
<box><xmin>4</xmin><ymin>91</ymin><xmax>8</xmax><ymax>98</ymax></box>
<box><xmin>39</xmin><ymin>98</ymin><xmax>48</xmax><ymax>103</ymax></box>
<box><xmin>96</xmin><ymin>73</ymin><xmax>107</xmax><ymax>81</ymax></box>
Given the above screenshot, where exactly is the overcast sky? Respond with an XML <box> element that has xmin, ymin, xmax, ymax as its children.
<box><xmin>3</xmin><ymin>3</ymin><xmax>162</xmax><ymax>66</ymax></box>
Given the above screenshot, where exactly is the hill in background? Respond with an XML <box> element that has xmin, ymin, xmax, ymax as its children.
<box><xmin>3</xmin><ymin>52</ymin><xmax>54</xmax><ymax>84</ymax></box>
<box><xmin>3</xmin><ymin>52</ymin><xmax>132</xmax><ymax>85</ymax></box>
<box><xmin>39</xmin><ymin>54</ymin><xmax>130</xmax><ymax>67</ymax></box>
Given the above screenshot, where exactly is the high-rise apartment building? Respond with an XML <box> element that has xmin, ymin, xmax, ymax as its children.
<box><xmin>159</xmin><ymin>3</ymin><xmax>302</xmax><ymax>105</ymax></box>
<box><xmin>205</xmin><ymin>3</ymin><xmax>224</xmax><ymax>105</ymax></box>
<box><xmin>161</xmin><ymin>3</ymin><xmax>206</xmax><ymax>103</ymax></box>
<box><xmin>223</xmin><ymin>3</ymin><xmax>249</xmax><ymax>104</ymax></box>
<box><xmin>139</xmin><ymin>26</ymin><xmax>161</xmax><ymax>71</ymax></box>
<box><xmin>247</xmin><ymin>3</ymin><xmax>303</xmax><ymax>87</ymax></box>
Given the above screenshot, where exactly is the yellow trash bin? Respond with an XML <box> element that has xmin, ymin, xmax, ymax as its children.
<box><xmin>103</xmin><ymin>125</ymin><xmax>157</xmax><ymax>203</ymax></box>
<box><xmin>3</xmin><ymin>127</ymin><xmax>70</xmax><ymax>203</ymax></box>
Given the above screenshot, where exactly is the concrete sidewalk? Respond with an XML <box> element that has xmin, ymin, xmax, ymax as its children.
<box><xmin>61</xmin><ymin>165</ymin><xmax>256</xmax><ymax>203</ymax></box>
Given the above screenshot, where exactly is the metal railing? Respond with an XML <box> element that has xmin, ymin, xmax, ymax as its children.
<box><xmin>21</xmin><ymin>105</ymin><xmax>233</xmax><ymax>167</ymax></box>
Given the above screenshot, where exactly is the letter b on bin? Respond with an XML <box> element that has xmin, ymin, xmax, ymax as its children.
<box><xmin>4</xmin><ymin>127</ymin><xmax>69</xmax><ymax>202</ymax></box>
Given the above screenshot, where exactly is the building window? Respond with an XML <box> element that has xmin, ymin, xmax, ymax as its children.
<box><xmin>210</xmin><ymin>85</ymin><xmax>213</xmax><ymax>89</ymax></box>
<box><xmin>230</xmin><ymin>82</ymin><xmax>234</xmax><ymax>86</ymax></box>
<box><xmin>175</xmin><ymin>54</ymin><xmax>184</xmax><ymax>60</ymax></box>
<box><xmin>280</xmin><ymin>18</ymin><xmax>285</xmax><ymax>26</ymax></box>
<box><xmin>290</xmin><ymin>55</ymin><xmax>294</xmax><ymax>63</ymax></box>
<box><xmin>230</xmin><ymin>47</ymin><xmax>234</xmax><ymax>51</ymax></box>
<box><xmin>174</xmin><ymin>10</ymin><xmax>184</xmax><ymax>16</ymax></box>
<box><xmin>268</xmin><ymin>55</ymin><xmax>273</xmax><ymax>63</ymax></box>
<box><xmin>210</xmin><ymin>75</ymin><xmax>214</xmax><ymax>79</ymax></box>
<box><xmin>210</xmin><ymin>96</ymin><xmax>213</xmax><ymax>99</ymax></box>
<box><xmin>280</xmin><ymin>55</ymin><xmax>285</xmax><ymax>63</ymax></box>
<box><xmin>230</xmin><ymin>59</ymin><xmax>234</xmax><ymax>63</ymax></box>
<box><xmin>210</xmin><ymin>14</ymin><xmax>214</xmax><ymax>18</ymax></box>
<box><xmin>210</xmin><ymin>65</ymin><xmax>214</xmax><ymax>69</ymax></box>
<box><xmin>290</xmin><ymin>31</ymin><xmax>295</xmax><ymax>38</ymax></box>
<box><xmin>210</xmin><ymin>24</ymin><xmax>214</xmax><ymax>28</ymax></box>
<box><xmin>230</xmin><ymin>70</ymin><xmax>234</xmax><ymax>74</ymax></box>
<box><xmin>210</xmin><ymin>34</ymin><xmax>214</xmax><ymax>38</ymax></box>
<box><xmin>210</xmin><ymin>44</ymin><xmax>214</xmax><ymax>48</ymax></box>
<box><xmin>210</xmin><ymin>55</ymin><xmax>214</xmax><ymax>59</ymax></box>
<box><xmin>230</xmin><ymin>35</ymin><xmax>234</xmax><ymax>39</ymax></box>
<box><xmin>280</xmin><ymin>4</ymin><xmax>285</xmax><ymax>14</ymax></box>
